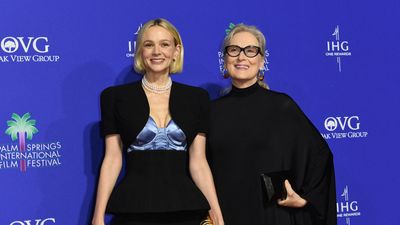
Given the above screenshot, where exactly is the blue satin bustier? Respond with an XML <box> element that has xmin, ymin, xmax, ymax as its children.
<box><xmin>128</xmin><ymin>117</ymin><xmax>187</xmax><ymax>152</ymax></box>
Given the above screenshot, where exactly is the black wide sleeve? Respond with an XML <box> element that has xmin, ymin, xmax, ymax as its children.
<box><xmin>283</xmin><ymin>95</ymin><xmax>337</xmax><ymax>225</ymax></box>
<box><xmin>196</xmin><ymin>89</ymin><xmax>211</xmax><ymax>134</ymax></box>
<box><xmin>100</xmin><ymin>87</ymin><xmax>119</xmax><ymax>136</ymax></box>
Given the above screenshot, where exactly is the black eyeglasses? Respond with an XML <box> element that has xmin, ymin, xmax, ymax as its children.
<box><xmin>224</xmin><ymin>45</ymin><xmax>262</xmax><ymax>58</ymax></box>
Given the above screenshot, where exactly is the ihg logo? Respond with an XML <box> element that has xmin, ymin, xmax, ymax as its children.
<box><xmin>10</xmin><ymin>218</ymin><xmax>55</xmax><ymax>225</ymax></box>
<box><xmin>0</xmin><ymin>36</ymin><xmax>50</xmax><ymax>54</ymax></box>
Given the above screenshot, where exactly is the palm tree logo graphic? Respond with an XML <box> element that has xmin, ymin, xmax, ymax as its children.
<box><xmin>5</xmin><ymin>113</ymin><xmax>38</xmax><ymax>172</ymax></box>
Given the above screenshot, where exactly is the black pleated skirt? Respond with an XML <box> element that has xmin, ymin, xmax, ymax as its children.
<box><xmin>112</xmin><ymin>211</ymin><xmax>207</xmax><ymax>225</ymax></box>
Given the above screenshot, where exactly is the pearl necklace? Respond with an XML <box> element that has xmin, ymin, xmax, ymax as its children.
<box><xmin>142</xmin><ymin>76</ymin><xmax>172</xmax><ymax>94</ymax></box>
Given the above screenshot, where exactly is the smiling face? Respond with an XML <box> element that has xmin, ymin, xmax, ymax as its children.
<box><xmin>140</xmin><ymin>26</ymin><xmax>181</xmax><ymax>76</ymax></box>
<box><xmin>225</xmin><ymin>31</ymin><xmax>264</xmax><ymax>88</ymax></box>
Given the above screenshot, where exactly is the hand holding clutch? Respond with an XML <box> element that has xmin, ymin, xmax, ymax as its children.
<box><xmin>277</xmin><ymin>180</ymin><xmax>307</xmax><ymax>208</ymax></box>
<box><xmin>260</xmin><ymin>170</ymin><xmax>291</xmax><ymax>202</ymax></box>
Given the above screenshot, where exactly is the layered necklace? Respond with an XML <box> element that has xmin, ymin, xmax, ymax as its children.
<box><xmin>142</xmin><ymin>75</ymin><xmax>172</xmax><ymax>94</ymax></box>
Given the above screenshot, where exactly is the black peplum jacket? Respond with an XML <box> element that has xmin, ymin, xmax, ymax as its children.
<box><xmin>100</xmin><ymin>81</ymin><xmax>210</xmax><ymax>214</ymax></box>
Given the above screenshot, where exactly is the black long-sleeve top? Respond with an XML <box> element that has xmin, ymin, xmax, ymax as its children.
<box><xmin>208</xmin><ymin>82</ymin><xmax>337</xmax><ymax>225</ymax></box>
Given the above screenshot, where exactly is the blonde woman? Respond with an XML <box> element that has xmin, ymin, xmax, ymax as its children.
<box><xmin>92</xmin><ymin>18</ymin><xmax>223</xmax><ymax>225</ymax></box>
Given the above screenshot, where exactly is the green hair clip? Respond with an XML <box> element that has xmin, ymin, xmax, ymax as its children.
<box><xmin>225</xmin><ymin>23</ymin><xmax>236</xmax><ymax>35</ymax></box>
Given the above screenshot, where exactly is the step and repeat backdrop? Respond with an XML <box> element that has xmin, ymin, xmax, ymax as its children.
<box><xmin>1</xmin><ymin>0</ymin><xmax>399</xmax><ymax>224</ymax></box>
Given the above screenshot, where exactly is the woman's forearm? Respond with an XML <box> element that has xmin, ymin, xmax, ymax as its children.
<box><xmin>93</xmin><ymin>155</ymin><xmax>122</xmax><ymax>218</ymax></box>
<box><xmin>190</xmin><ymin>158</ymin><xmax>222</xmax><ymax>214</ymax></box>
<box><xmin>92</xmin><ymin>136</ymin><xmax>123</xmax><ymax>224</ymax></box>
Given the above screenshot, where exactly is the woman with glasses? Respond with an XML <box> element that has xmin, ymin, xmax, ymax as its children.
<box><xmin>92</xmin><ymin>18</ymin><xmax>224</xmax><ymax>225</ymax></box>
<box><xmin>207</xmin><ymin>24</ymin><xmax>337</xmax><ymax>225</ymax></box>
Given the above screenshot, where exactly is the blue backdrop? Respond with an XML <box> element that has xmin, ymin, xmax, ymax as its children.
<box><xmin>1</xmin><ymin>0</ymin><xmax>399</xmax><ymax>224</ymax></box>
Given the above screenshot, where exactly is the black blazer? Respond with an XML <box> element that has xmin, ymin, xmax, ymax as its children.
<box><xmin>100</xmin><ymin>81</ymin><xmax>210</xmax><ymax>152</ymax></box>
<box><xmin>100</xmin><ymin>81</ymin><xmax>211</xmax><ymax>213</ymax></box>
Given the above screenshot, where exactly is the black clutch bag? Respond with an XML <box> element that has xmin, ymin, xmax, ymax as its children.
<box><xmin>260</xmin><ymin>170</ymin><xmax>292</xmax><ymax>203</ymax></box>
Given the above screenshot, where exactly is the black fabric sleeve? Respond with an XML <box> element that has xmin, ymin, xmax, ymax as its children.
<box><xmin>283</xmin><ymin>95</ymin><xmax>337</xmax><ymax>225</ymax></box>
<box><xmin>100</xmin><ymin>87</ymin><xmax>119</xmax><ymax>136</ymax></box>
<box><xmin>196</xmin><ymin>89</ymin><xmax>211</xmax><ymax>134</ymax></box>
<box><xmin>301</xmin><ymin>147</ymin><xmax>337</xmax><ymax>225</ymax></box>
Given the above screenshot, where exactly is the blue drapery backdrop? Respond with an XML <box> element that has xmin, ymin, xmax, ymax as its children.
<box><xmin>1</xmin><ymin>0</ymin><xmax>399</xmax><ymax>224</ymax></box>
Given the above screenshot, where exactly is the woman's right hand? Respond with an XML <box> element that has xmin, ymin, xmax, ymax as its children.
<box><xmin>208</xmin><ymin>208</ymin><xmax>225</xmax><ymax>225</ymax></box>
<box><xmin>91</xmin><ymin>216</ymin><xmax>105</xmax><ymax>225</ymax></box>
<box><xmin>277</xmin><ymin>180</ymin><xmax>307</xmax><ymax>208</ymax></box>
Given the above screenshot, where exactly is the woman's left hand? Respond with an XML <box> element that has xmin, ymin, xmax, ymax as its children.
<box><xmin>208</xmin><ymin>208</ymin><xmax>224</xmax><ymax>225</ymax></box>
<box><xmin>277</xmin><ymin>180</ymin><xmax>307</xmax><ymax>208</ymax></box>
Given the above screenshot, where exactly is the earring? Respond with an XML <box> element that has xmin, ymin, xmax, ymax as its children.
<box><xmin>258</xmin><ymin>68</ymin><xmax>265</xmax><ymax>81</ymax></box>
<box><xmin>222</xmin><ymin>68</ymin><xmax>229</xmax><ymax>79</ymax></box>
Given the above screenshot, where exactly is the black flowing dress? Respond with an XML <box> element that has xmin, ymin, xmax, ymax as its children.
<box><xmin>208</xmin><ymin>83</ymin><xmax>337</xmax><ymax>225</ymax></box>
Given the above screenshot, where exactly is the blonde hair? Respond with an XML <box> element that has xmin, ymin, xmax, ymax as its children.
<box><xmin>223</xmin><ymin>23</ymin><xmax>269</xmax><ymax>89</ymax></box>
<box><xmin>134</xmin><ymin>18</ymin><xmax>184</xmax><ymax>74</ymax></box>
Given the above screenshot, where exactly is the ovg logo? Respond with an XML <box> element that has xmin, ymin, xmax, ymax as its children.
<box><xmin>325</xmin><ymin>25</ymin><xmax>351</xmax><ymax>72</ymax></box>
<box><xmin>1</xmin><ymin>37</ymin><xmax>49</xmax><ymax>53</ymax></box>
<box><xmin>324</xmin><ymin>116</ymin><xmax>360</xmax><ymax>132</ymax></box>
<box><xmin>324</xmin><ymin>117</ymin><xmax>338</xmax><ymax>131</ymax></box>
<box><xmin>321</xmin><ymin>116</ymin><xmax>368</xmax><ymax>139</ymax></box>
<box><xmin>218</xmin><ymin>23</ymin><xmax>270</xmax><ymax>77</ymax></box>
<box><xmin>0</xmin><ymin>36</ymin><xmax>60</xmax><ymax>63</ymax></box>
<box><xmin>10</xmin><ymin>217</ymin><xmax>56</xmax><ymax>225</ymax></box>
<box><xmin>2</xmin><ymin>37</ymin><xmax>18</xmax><ymax>53</ymax></box>
<box><xmin>0</xmin><ymin>113</ymin><xmax>62</xmax><ymax>172</ymax></box>
<box><xmin>126</xmin><ymin>24</ymin><xmax>143</xmax><ymax>58</ymax></box>
<box><xmin>337</xmin><ymin>185</ymin><xmax>361</xmax><ymax>224</ymax></box>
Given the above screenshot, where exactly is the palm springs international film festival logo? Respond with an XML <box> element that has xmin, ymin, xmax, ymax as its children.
<box><xmin>321</xmin><ymin>116</ymin><xmax>368</xmax><ymax>140</ymax></box>
<box><xmin>0</xmin><ymin>36</ymin><xmax>60</xmax><ymax>63</ymax></box>
<box><xmin>325</xmin><ymin>25</ymin><xmax>351</xmax><ymax>72</ymax></box>
<box><xmin>218</xmin><ymin>23</ymin><xmax>270</xmax><ymax>76</ymax></box>
<box><xmin>126</xmin><ymin>24</ymin><xmax>143</xmax><ymax>58</ymax></box>
<box><xmin>0</xmin><ymin>113</ymin><xmax>62</xmax><ymax>172</ymax></box>
<box><xmin>337</xmin><ymin>185</ymin><xmax>361</xmax><ymax>225</ymax></box>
